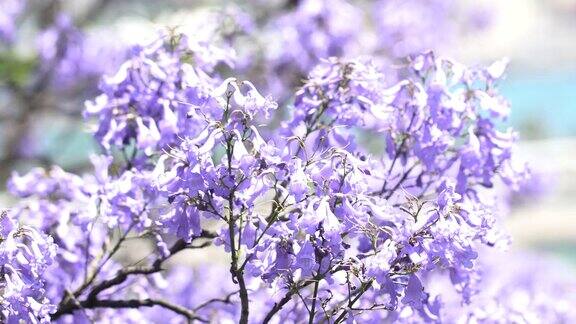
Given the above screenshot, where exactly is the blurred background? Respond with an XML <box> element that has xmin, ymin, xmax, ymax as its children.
<box><xmin>447</xmin><ymin>0</ymin><xmax>576</xmax><ymax>263</ymax></box>
<box><xmin>0</xmin><ymin>0</ymin><xmax>574</xmax><ymax>266</ymax></box>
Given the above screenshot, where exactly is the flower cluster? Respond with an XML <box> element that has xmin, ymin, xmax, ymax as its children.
<box><xmin>0</xmin><ymin>211</ymin><xmax>56</xmax><ymax>323</ymax></box>
<box><xmin>26</xmin><ymin>32</ymin><xmax>533</xmax><ymax>322</ymax></box>
<box><xmin>85</xmin><ymin>31</ymin><xmax>234</xmax><ymax>155</ymax></box>
<box><xmin>0</xmin><ymin>2</ymin><xmax>573</xmax><ymax>324</ymax></box>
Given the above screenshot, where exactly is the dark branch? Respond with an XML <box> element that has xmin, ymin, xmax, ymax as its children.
<box><xmin>53</xmin><ymin>231</ymin><xmax>216</xmax><ymax>320</ymax></box>
<box><xmin>86</xmin><ymin>231</ymin><xmax>215</xmax><ymax>302</ymax></box>
<box><xmin>192</xmin><ymin>290</ymin><xmax>239</xmax><ymax>312</ymax></box>
<box><xmin>52</xmin><ymin>298</ymin><xmax>208</xmax><ymax>322</ymax></box>
<box><xmin>262</xmin><ymin>280</ymin><xmax>316</xmax><ymax>323</ymax></box>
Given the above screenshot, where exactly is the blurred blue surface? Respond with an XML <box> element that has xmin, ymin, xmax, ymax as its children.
<box><xmin>503</xmin><ymin>70</ymin><xmax>576</xmax><ymax>138</ymax></box>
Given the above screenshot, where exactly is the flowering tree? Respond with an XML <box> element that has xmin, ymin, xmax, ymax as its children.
<box><xmin>1</xmin><ymin>1</ymin><xmax>575</xmax><ymax>324</ymax></box>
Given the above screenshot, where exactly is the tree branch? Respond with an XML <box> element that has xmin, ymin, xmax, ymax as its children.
<box><xmin>86</xmin><ymin>232</ymin><xmax>214</xmax><ymax>302</ymax></box>
<box><xmin>52</xmin><ymin>298</ymin><xmax>208</xmax><ymax>322</ymax></box>
<box><xmin>333</xmin><ymin>280</ymin><xmax>374</xmax><ymax>324</ymax></box>
<box><xmin>54</xmin><ymin>231</ymin><xmax>216</xmax><ymax>320</ymax></box>
<box><xmin>262</xmin><ymin>280</ymin><xmax>316</xmax><ymax>323</ymax></box>
<box><xmin>192</xmin><ymin>290</ymin><xmax>239</xmax><ymax>312</ymax></box>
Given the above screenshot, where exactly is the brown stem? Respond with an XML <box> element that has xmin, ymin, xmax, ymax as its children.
<box><xmin>334</xmin><ymin>280</ymin><xmax>373</xmax><ymax>323</ymax></box>
<box><xmin>54</xmin><ymin>231</ymin><xmax>215</xmax><ymax>319</ymax></box>
<box><xmin>262</xmin><ymin>280</ymin><xmax>316</xmax><ymax>323</ymax></box>
<box><xmin>52</xmin><ymin>298</ymin><xmax>207</xmax><ymax>322</ymax></box>
<box><xmin>227</xmin><ymin>192</ymin><xmax>250</xmax><ymax>324</ymax></box>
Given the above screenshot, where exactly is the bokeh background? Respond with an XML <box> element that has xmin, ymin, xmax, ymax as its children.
<box><xmin>1</xmin><ymin>0</ymin><xmax>575</xmax><ymax>270</ymax></box>
<box><xmin>447</xmin><ymin>0</ymin><xmax>576</xmax><ymax>263</ymax></box>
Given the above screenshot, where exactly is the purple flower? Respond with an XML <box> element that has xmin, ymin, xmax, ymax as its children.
<box><xmin>0</xmin><ymin>211</ymin><xmax>57</xmax><ymax>323</ymax></box>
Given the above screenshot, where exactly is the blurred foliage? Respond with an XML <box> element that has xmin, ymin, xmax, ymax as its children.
<box><xmin>0</xmin><ymin>52</ymin><xmax>36</xmax><ymax>87</ymax></box>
